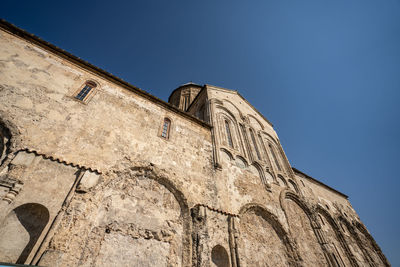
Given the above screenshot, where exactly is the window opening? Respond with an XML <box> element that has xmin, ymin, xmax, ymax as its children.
<box><xmin>269</xmin><ymin>144</ymin><xmax>281</xmax><ymax>171</ymax></box>
<box><xmin>250</xmin><ymin>129</ymin><xmax>261</xmax><ymax>160</ymax></box>
<box><xmin>225</xmin><ymin>120</ymin><xmax>233</xmax><ymax>148</ymax></box>
<box><xmin>161</xmin><ymin>118</ymin><xmax>171</xmax><ymax>139</ymax></box>
<box><xmin>75</xmin><ymin>81</ymin><xmax>96</xmax><ymax>101</ymax></box>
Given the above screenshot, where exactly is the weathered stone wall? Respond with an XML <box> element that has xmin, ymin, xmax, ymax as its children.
<box><xmin>0</xmin><ymin>22</ymin><xmax>390</xmax><ymax>267</ymax></box>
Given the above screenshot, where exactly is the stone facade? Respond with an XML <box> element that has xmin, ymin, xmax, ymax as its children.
<box><xmin>0</xmin><ymin>20</ymin><xmax>390</xmax><ymax>266</ymax></box>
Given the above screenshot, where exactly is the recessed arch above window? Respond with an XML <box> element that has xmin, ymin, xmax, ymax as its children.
<box><xmin>74</xmin><ymin>80</ymin><xmax>98</xmax><ymax>103</ymax></box>
<box><xmin>161</xmin><ymin>118</ymin><xmax>171</xmax><ymax>139</ymax></box>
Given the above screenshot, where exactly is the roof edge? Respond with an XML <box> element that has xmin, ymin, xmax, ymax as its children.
<box><xmin>0</xmin><ymin>19</ymin><xmax>211</xmax><ymax>129</ymax></box>
<box><xmin>292</xmin><ymin>167</ymin><xmax>349</xmax><ymax>199</ymax></box>
<box><xmin>205</xmin><ymin>84</ymin><xmax>274</xmax><ymax>127</ymax></box>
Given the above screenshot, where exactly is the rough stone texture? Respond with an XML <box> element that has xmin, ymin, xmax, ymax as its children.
<box><xmin>239</xmin><ymin>209</ymin><xmax>290</xmax><ymax>266</ymax></box>
<box><xmin>0</xmin><ymin>20</ymin><xmax>390</xmax><ymax>266</ymax></box>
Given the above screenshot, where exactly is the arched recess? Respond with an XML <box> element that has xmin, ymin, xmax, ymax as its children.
<box><xmin>0</xmin><ymin>203</ymin><xmax>50</xmax><ymax>264</ymax></box>
<box><xmin>221</xmin><ymin>99</ymin><xmax>243</xmax><ymax>119</ymax></box>
<box><xmin>216</xmin><ymin>107</ymin><xmax>241</xmax><ymax>151</ymax></box>
<box><xmin>247</xmin><ymin>114</ymin><xmax>264</xmax><ymax>130</ymax></box>
<box><xmin>46</xmin><ymin>167</ymin><xmax>191</xmax><ymax>267</ymax></box>
<box><xmin>234</xmin><ymin>155</ymin><xmax>247</xmax><ymax>169</ymax></box>
<box><xmin>316</xmin><ymin>207</ymin><xmax>356</xmax><ymax>267</ymax></box>
<box><xmin>277</xmin><ymin>175</ymin><xmax>288</xmax><ymax>187</ymax></box>
<box><xmin>354</xmin><ymin>222</ymin><xmax>389</xmax><ymax>266</ymax></box>
<box><xmin>238</xmin><ymin>203</ymin><xmax>295</xmax><ymax>266</ymax></box>
<box><xmin>211</xmin><ymin>245</ymin><xmax>230</xmax><ymax>267</ymax></box>
<box><xmin>280</xmin><ymin>191</ymin><xmax>329</xmax><ymax>266</ymax></box>
<box><xmin>288</xmin><ymin>179</ymin><xmax>300</xmax><ymax>194</ymax></box>
<box><xmin>338</xmin><ymin>217</ymin><xmax>371</xmax><ymax>266</ymax></box>
<box><xmin>249</xmin><ymin>162</ymin><xmax>270</xmax><ymax>190</ymax></box>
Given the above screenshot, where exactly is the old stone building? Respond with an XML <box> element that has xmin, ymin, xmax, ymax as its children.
<box><xmin>0</xmin><ymin>20</ymin><xmax>390</xmax><ymax>266</ymax></box>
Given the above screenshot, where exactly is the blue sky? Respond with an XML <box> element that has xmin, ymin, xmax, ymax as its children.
<box><xmin>2</xmin><ymin>0</ymin><xmax>400</xmax><ymax>265</ymax></box>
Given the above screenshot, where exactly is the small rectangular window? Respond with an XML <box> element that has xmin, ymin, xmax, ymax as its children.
<box><xmin>161</xmin><ymin>118</ymin><xmax>171</xmax><ymax>139</ymax></box>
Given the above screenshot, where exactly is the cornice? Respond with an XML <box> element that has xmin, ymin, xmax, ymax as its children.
<box><xmin>292</xmin><ymin>167</ymin><xmax>348</xmax><ymax>199</ymax></box>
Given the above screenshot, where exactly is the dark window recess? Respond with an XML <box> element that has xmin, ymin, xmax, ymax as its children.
<box><xmin>250</xmin><ymin>129</ymin><xmax>261</xmax><ymax>160</ymax></box>
<box><xmin>161</xmin><ymin>119</ymin><xmax>171</xmax><ymax>139</ymax></box>
<box><xmin>75</xmin><ymin>82</ymin><xmax>96</xmax><ymax>101</ymax></box>
<box><xmin>225</xmin><ymin>120</ymin><xmax>233</xmax><ymax>148</ymax></box>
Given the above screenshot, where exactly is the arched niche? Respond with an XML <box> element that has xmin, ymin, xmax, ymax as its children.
<box><xmin>248</xmin><ymin>163</ymin><xmax>269</xmax><ymax>189</ymax></box>
<box><xmin>220</xmin><ymin>148</ymin><xmax>233</xmax><ymax>164</ymax></box>
<box><xmin>355</xmin><ymin>223</ymin><xmax>388</xmax><ymax>266</ymax></box>
<box><xmin>248</xmin><ymin>114</ymin><xmax>264</xmax><ymax>130</ymax></box>
<box><xmin>0</xmin><ymin>203</ymin><xmax>50</xmax><ymax>264</ymax></box>
<box><xmin>220</xmin><ymin>99</ymin><xmax>243</xmax><ymax>119</ymax></box>
<box><xmin>282</xmin><ymin>193</ymin><xmax>328</xmax><ymax>266</ymax></box>
<box><xmin>277</xmin><ymin>175</ymin><xmax>287</xmax><ymax>187</ymax></box>
<box><xmin>339</xmin><ymin>217</ymin><xmax>371</xmax><ymax>266</ymax></box>
<box><xmin>288</xmin><ymin>179</ymin><xmax>300</xmax><ymax>194</ymax></box>
<box><xmin>264</xmin><ymin>170</ymin><xmax>274</xmax><ymax>183</ymax></box>
<box><xmin>211</xmin><ymin>245</ymin><xmax>230</xmax><ymax>267</ymax></box>
<box><xmin>238</xmin><ymin>204</ymin><xmax>293</xmax><ymax>266</ymax></box>
<box><xmin>234</xmin><ymin>156</ymin><xmax>247</xmax><ymax>169</ymax></box>
<box><xmin>216</xmin><ymin>109</ymin><xmax>240</xmax><ymax>151</ymax></box>
<box><xmin>67</xmin><ymin>170</ymin><xmax>191</xmax><ymax>267</ymax></box>
<box><xmin>316</xmin><ymin>208</ymin><xmax>353</xmax><ymax>267</ymax></box>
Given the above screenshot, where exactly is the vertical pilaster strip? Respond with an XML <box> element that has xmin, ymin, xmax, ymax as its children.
<box><xmin>208</xmin><ymin>98</ymin><xmax>221</xmax><ymax>169</ymax></box>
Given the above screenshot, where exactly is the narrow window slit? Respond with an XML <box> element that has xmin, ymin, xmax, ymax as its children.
<box><xmin>161</xmin><ymin>118</ymin><xmax>171</xmax><ymax>139</ymax></box>
<box><xmin>225</xmin><ymin>120</ymin><xmax>233</xmax><ymax>148</ymax></box>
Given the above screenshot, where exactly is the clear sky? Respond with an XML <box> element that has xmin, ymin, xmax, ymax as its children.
<box><xmin>2</xmin><ymin>0</ymin><xmax>400</xmax><ymax>265</ymax></box>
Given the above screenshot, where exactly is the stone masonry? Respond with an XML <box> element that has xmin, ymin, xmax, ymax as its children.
<box><xmin>0</xmin><ymin>20</ymin><xmax>390</xmax><ymax>266</ymax></box>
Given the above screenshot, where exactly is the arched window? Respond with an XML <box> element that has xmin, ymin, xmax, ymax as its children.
<box><xmin>75</xmin><ymin>81</ymin><xmax>97</xmax><ymax>102</ymax></box>
<box><xmin>250</xmin><ymin>129</ymin><xmax>261</xmax><ymax>160</ymax></box>
<box><xmin>225</xmin><ymin>120</ymin><xmax>233</xmax><ymax>148</ymax></box>
<box><xmin>269</xmin><ymin>144</ymin><xmax>281</xmax><ymax>171</ymax></box>
<box><xmin>161</xmin><ymin>118</ymin><xmax>171</xmax><ymax>139</ymax></box>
